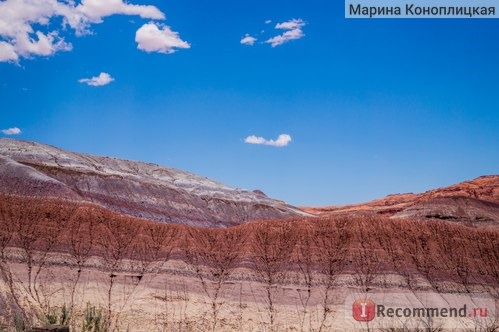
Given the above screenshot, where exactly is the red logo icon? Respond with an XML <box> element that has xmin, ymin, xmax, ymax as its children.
<box><xmin>352</xmin><ymin>299</ymin><xmax>376</xmax><ymax>321</ymax></box>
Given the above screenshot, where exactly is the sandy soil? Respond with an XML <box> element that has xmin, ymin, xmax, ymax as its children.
<box><xmin>1</xmin><ymin>249</ymin><xmax>497</xmax><ymax>332</ymax></box>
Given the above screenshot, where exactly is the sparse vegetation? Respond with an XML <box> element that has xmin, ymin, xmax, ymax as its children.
<box><xmin>45</xmin><ymin>304</ymin><xmax>70</xmax><ymax>326</ymax></box>
<box><xmin>314</xmin><ymin>217</ymin><xmax>350</xmax><ymax>331</ymax></box>
<box><xmin>183</xmin><ymin>227</ymin><xmax>247</xmax><ymax>331</ymax></box>
<box><xmin>81</xmin><ymin>303</ymin><xmax>107</xmax><ymax>332</ymax></box>
<box><xmin>250</xmin><ymin>221</ymin><xmax>297</xmax><ymax>331</ymax></box>
<box><xmin>0</xmin><ymin>194</ymin><xmax>497</xmax><ymax>331</ymax></box>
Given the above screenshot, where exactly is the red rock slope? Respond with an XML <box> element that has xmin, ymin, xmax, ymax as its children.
<box><xmin>302</xmin><ymin>175</ymin><xmax>499</xmax><ymax>226</ymax></box>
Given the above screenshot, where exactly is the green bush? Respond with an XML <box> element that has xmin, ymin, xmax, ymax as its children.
<box><xmin>45</xmin><ymin>304</ymin><xmax>70</xmax><ymax>326</ymax></box>
<box><xmin>82</xmin><ymin>303</ymin><xmax>107</xmax><ymax>332</ymax></box>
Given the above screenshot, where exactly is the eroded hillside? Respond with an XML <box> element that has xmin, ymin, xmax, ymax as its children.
<box><xmin>0</xmin><ymin>139</ymin><xmax>307</xmax><ymax>227</ymax></box>
<box><xmin>0</xmin><ymin>195</ymin><xmax>497</xmax><ymax>331</ymax></box>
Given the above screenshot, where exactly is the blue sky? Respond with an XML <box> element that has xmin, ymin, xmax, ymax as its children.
<box><xmin>1</xmin><ymin>0</ymin><xmax>498</xmax><ymax>206</ymax></box>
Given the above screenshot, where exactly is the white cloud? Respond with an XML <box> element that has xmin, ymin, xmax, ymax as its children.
<box><xmin>265</xmin><ymin>20</ymin><xmax>272</xmax><ymax>24</ymax></box>
<box><xmin>76</xmin><ymin>0</ymin><xmax>164</xmax><ymax>23</ymax></box>
<box><xmin>275</xmin><ymin>19</ymin><xmax>305</xmax><ymax>30</ymax></box>
<box><xmin>135</xmin><ymin>22</ymin><xmax>190</xmax><ymax>54</ymax></box>
<box><xmin>244</xmin><ymin>134</ymin><xmax>292</xmax><ymax>147</ymax></box>
<box><xmin>17</xmin><ymin>31</ymin><xmax>72</xmax><ymax>56</ymax></box>
<box><xmin>1</xmin><ymin>127</ymin><xmax>22</xmax><ymax>135</ymax></box>
<box><xmin>0</xmin><ymin>0</ymin><xmax>75</xmax><ymax>61</ymax></box>
<box><xmin>266</xmin><ymin>18</ymin><xmax>306</xmax><ymax>47</ymax></box>
<box><xmin>240</xmin><ymin>34</ymin><xmax>257</xmax><ymax>46</ymax></box>
<box><xmin>266</xmin><ymin>29</ymin><xmax>304</xmax><ymax>47</ymax></box>
<box><xmin>0</xmin><ymin>41</ymin><xmax>18</xmax><ymax>62</ymax></box>
<box><xmin>0</xmin><ymin>0</ymin><xmax>187</xmax><ymax>63</ymax></box>
<box><xmin>79</xmin><ymin>72</ymin><xmax>114</xmax><ymax>86</ymax></box>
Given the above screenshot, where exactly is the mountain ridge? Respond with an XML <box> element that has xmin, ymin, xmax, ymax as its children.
<box><xmin>1</xmin><ymin>138</ymin><xmax>497</xmax><ymax>228</ymax></box>
<box><xmin>303</xmin><ymin>175</ymin><xmax>499</xmax><ymax>227</ymax></box>
<box><xmin>0</xmin><ymin>138</ymin><xmax>307</xmax><ymax>227</ymax></box>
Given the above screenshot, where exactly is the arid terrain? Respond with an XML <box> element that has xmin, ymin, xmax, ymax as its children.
<box><xmin>0</xmin><ymin>139</ymin><xmax>306</xmax><ymax>228</ymax></box>
<box><xmin>0</xmin><ymin>139</ymin><xmax>498</xmax><ymax>331</ymax></box>
<box><xmin>303</xmin><ymin>175</ymin><xmax>499</xmax><ymax>225</ymax></box>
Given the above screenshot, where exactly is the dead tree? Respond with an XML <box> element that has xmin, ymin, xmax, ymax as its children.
<box><xmin>436</xmin><ymin>225</ymin><xmax>472</xmax><ymax>292</ymax></box>
<box><xmin>14</xmin><ymin>202</ymin><xmax>44</xmax><ymax>299</ymax></box>
<box><xmin>183</xmin><ymin>227</ymin><xmax>246</xmax><ymax>331</ymax></box>
<box><xmin>66</xmin><ymin>206</ymin><xmax>99</xmax><ymax>313</ymax></box>
<box><xmin>0</xmin><ymin>197</ymin><xmax>67</xmax><ymax>325</ymax></box>
<box><xmin>31</xmin><ymin>201</ymin><xmax>74</xmax><ymax>305</ymax></box>
<box><xmin>378</xmin><ymin>219</ymin><xmax>415</xmax><ymax>289</ymax></box>
<box><xmin>407</xmin><ymin>225</ymin><xmax>438</xmax><ymax>291</ymax></box>
<box><xmin>352</xmin><ymin>216</ymin><xmax>381</xmax><ymax>293</ymax></box>
<box><xmin>0</xmin><ymin>197</ymin><xmax>14</xmax><ymax>259</ymax></box>
<box><xmin>250</xmin><ymin>222</ymin><xmax>297</xmax><ymax>332</ymax></box>
<box><xmin>294</xmin><ymin>223</ymin><xmax>315</xmax><ymax>331</ymax></box>
<box><xmin>314</xmin><ymin>217</ymin><xmax>350</xmax><ymax>332</ymax></box>
<box><xmin>478</xmin><ymin>232</ymin><xmax>499</xmax><ymax>297</ymax></box>
<box><xmin>0</xmin><ymin>196</ymin><xmax>29</xmax><ymax>324</ymax></box>
<box><xmin>132</xmin><ymin>223</ymin><xmax>178</xmax><ymax>276</ymax></box>
<box><xmin>97</xmin><ymin>214</ymin><xmax>137</xmax><ymax>330</ymax></box>
<box><xmin>112</xmin><ymin>223</ymin><xmax>178</xmax><ymax>328</ymax></box>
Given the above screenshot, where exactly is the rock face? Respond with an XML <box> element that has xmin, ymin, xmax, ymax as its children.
<box><xmin>303</xmin><ymin>175</ymin><xmax>499</xmax><ymax>227</ymax></box>
<box><xmin>0</xmin><ymin>139</ymin><xmax>307</xmax><ymax>227</ymax></box>
<box><xmin>392</xmin><ymin>196</ymin><xmax>499</xmax><ymax>227</ymax></box>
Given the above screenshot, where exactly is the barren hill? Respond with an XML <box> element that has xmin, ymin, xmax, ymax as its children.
<box><xmin>0</xmin><ymin>138</ymin><xmax>307</xmax><ymax>227</ymax></box>
<box><xmin>0</xmin><ymin>194</ymin><xmax>497</xmax><ymax>331</ymax></box>
<box><xmin>303</xmin><ymin>175</ymin><xmax>499</xmax><ymax>226</ymax></box>
<box><xmin>0</xmin><ymin>139</ymin><xmax>498</xmax><ymax>331</ymax></box>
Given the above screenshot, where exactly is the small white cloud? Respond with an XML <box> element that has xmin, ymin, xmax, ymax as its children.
<box><xmin>266</xmin><ymin>29</ymin><xmax>304</xmax><ymax>47</ymax></box>
<box><xmin>79</xmin><ymin>72</ymin><xmax>114</xmax><ymax>86</ymax></box>
<box><xmin>244</xmin><ymin>134</ymin><xmax>292</xmax><ymax>147</ymax></box>
<box><xmin>275</xmin><ymin>18</ymin><xmax>305</xmax><ymax>30</ymax></box>
<box><xmin>240</xmin><ymin>34</ymin><xmax>257</xmax><ymax>46</ymax></box>
<box><xmin>265</xmin><ymin>19</ymin><xmax>272</xmax><ymax>24</ymax></box>
<box><xmin>77</xmin><ymin>0</ymin><xmax>165</xmax><ymax>23</ymax></box>
<box><xmin>266</xmin><ymin>18</ymin><xmax>306</xmax><ymax>47</ymax></box>
<box><xmin>245</xmin><ymin>135</ymin><xmax>266</xmax><ymax>145</ymax></box>
<box><xmin>2</xmin><ymin>127</ymin><xmax>22</xmax><ymax>135</ymax></box>
<box><xmin>135</xmin><ymin>22</ymin><xmax>190</xmax><ymax>54</ymax></box>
